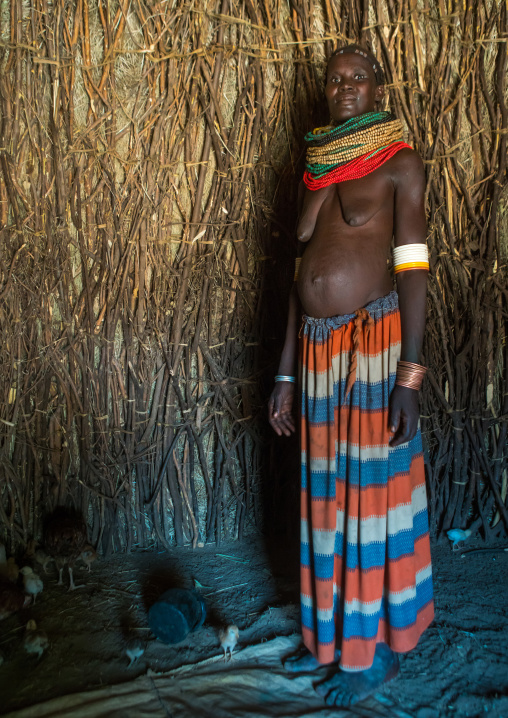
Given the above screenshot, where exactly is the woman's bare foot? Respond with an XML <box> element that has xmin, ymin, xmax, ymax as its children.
<box><xmin>315</xmin><ymin>643</ymin><xmax>399</xmax><ymax>705</ymax></box>
<box><xmin>283</xmin><ymin>647</ymin><xmax>341</xmax><ymax>673</ymax></box>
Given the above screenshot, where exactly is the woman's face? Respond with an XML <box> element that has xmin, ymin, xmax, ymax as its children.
<box><xmin>325</xmin><ymin>53</ymin><xmax>385</xmax><ymax>124</ymax></box>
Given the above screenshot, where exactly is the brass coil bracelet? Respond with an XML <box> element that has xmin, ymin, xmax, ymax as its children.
<box><xmin>395</xmin><ymin>361</ymin><xmax>427</xmax><ymax>391</ymax></box>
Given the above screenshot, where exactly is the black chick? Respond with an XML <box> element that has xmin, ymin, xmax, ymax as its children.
<box><xmin>43</xmin><ymin>507</ymin><xmax>88</xmax><ymax>590</ymax></box>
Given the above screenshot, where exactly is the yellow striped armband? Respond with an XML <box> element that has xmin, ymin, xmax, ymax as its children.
<box><xmin>393</xmin><ymin>244</ymin><xmax>429</xmax><ymax>275</ymax></box>
<box><xmin>294</xmin><ymin>257</ymin><xmax>301</xmax><ymax>281</ymax></box>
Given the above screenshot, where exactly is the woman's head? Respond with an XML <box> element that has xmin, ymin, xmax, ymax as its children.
<box><xmin>325</xmin><ymin>44</ymin><xmax>385</xmax><ymax>124</ymax></box>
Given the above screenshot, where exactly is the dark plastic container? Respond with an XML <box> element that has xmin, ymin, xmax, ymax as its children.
<box><xmin>148</xmin><ymin>588</ymin><xmax>207</xmax><ymax>644</ymax></box>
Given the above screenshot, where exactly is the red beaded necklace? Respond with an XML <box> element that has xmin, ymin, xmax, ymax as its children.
<box><xmin>304</xmin><ymin>141</ymin><xmax>411</xmax><ymax>190</ymax></box>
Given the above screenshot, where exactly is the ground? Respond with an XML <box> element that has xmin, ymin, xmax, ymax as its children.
<box><xmin>0</xmin><ymin>536</ymin><xmax>507</xmax><ymax>717</ymax></box>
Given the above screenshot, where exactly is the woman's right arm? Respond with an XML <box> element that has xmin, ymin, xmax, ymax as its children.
<box><xmin>268</xmin><ymin>282</ymin><xmax>300</xmax><ymax>437</ymax></box>
<box><xmin>268</xmin><ymin>181</ymin><xmax>306</xmax><ymax>437</ymax></box>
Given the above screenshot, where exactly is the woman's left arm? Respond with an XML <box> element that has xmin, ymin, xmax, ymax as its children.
<box><xmin>389</xmin><ymin>149</ymin><xmax>428</xmax><ymax>447</ymax></box>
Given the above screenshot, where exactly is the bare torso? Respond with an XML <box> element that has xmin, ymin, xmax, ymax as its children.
<box><xmin>296</xmin><ymin>157</ymin><xmax>398</xmax><ymax>318</ymax></box>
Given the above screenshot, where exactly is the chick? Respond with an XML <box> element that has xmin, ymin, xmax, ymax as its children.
<box><xmin>0</xmin><ymin>579</ymin><xmax>29</xmax><ymax>620</ymax></box>
<box><xmin>5</xmin><ymin>557</ymin><xmax>19</xmax><ymax>582</ymax></box>
<box><xmin>125</xmin><ymin>637</ymin><xmax>146</xmax><ymax>667</ymax></box>
<box><xmin>23</xmin><ymin>540</ymin><xmax>54</xmax><ymax>574</ymax></box>
<box><xmin>34</xmin><ymin>549</ymin><xmax>54</xmax><ymax>574</ymax></box>
<box><xmin>219</xmin><ymin>624</ymin><xmax>239</xmax><ymax>662</ymax></box>
<box><xmin>447</xmin><ymin>528</ymin><xmax>472</xmax><ymax>550</ymax></box>
<box><xmin>23</xmin><ymin>620</ymin><xmax>49</xmax><ymax>658</ymax></box>
<box><xmin>79</xmin><ymin>545</ymin><xmax>98</xmax><ymax>572</ymax></box>
<box><xmin>43</xmin><ymin>507</ymin><xmax>87</xmax><ymax>590</ymax></box>
<box><xmin>0</xmin><ymin>543</ymin><xmax>20</xmax><ymax>583</ymax></box>
<box><xmin>23</xmin><ymin>540</ymin><xmax>37</xmax><ymax>559</ymax></box>
<box><xmin>20</xmin><ymin>566</ymin><xmax>43</xmax><ymax>604</ymax></box>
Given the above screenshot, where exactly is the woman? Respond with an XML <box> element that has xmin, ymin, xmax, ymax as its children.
<box><xmin>268</xmin><ymin>45</ymin><xmax>434</xmax><ymax>707</ymax></box>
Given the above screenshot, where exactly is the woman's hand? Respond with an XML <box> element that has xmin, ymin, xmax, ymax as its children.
<box><xmin>388</xmin><ymin>384</ymin><xmax>419</xmax><ymax>447</ymax></box>
<box><xmin>268</xmin><ymin>382</ymin><xmax>296</xmax><ymax>437</ymax></box>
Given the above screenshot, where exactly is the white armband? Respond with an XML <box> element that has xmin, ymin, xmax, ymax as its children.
<box><xmin>393</xmin><ymin>244</ymin><xmax>429</xmax><ymax>274</ymax></box>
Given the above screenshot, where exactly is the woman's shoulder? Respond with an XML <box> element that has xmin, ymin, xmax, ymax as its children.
<box><xmin>387</xmin><ymin>146</ymin><xmax>425</xmax><ymax>182</ymax></box>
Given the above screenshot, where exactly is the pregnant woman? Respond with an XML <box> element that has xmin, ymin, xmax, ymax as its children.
<box><xmin>268</xmin><ymin>44</ymin><xmax>434</xmax><ymax>706</ymax></box>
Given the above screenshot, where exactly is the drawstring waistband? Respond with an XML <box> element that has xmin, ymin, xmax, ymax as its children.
<box><xmin>301</xmin><ymin>291</ymin><xmax>398</xmax><ymax>331</ymax></box>
<box><xmin>343</xmin><ymin>308</ymin><xmax>374</xmax><ymax>403</ymax></box>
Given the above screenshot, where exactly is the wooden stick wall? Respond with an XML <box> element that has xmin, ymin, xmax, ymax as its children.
<box><xmin>0</xmin><ymin>0</ymin><xmax>506</xmax><ymax>551</ymax></box>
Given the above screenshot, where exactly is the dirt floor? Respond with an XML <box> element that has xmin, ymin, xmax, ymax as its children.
<box><xmin>1</xmin><ymin>534</ymin><xmax>507</xmax><ymax>717</ymax></box>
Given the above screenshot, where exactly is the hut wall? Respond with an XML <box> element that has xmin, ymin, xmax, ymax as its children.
<box><xmin>0</xmin><ymin>0</ymin><xmax>506</xmax><ymax>552</ymax></box>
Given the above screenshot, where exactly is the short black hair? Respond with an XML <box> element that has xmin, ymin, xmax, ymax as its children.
<box><xmin>329</xmin><ymin>44</ymin><xmax>385</xmax><ymax>85</ymax></box>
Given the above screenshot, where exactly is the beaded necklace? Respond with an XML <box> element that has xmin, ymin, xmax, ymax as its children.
<box><xmin>303</xmin><ymin>111</ymin><xmax>411</xmax><ymax>190</ymax></box>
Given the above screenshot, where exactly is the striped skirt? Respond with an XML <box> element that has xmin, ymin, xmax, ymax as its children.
<box><xmin>300</xmin><ymin>291</ymin><xmax>434</xmax><ymax>672</ymax></box>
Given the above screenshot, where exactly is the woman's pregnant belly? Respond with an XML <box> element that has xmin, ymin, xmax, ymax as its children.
<box><xmin>297</xmin><ymin>234</ymin><xmax>393</xmax><ymax>318</ymax></box>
